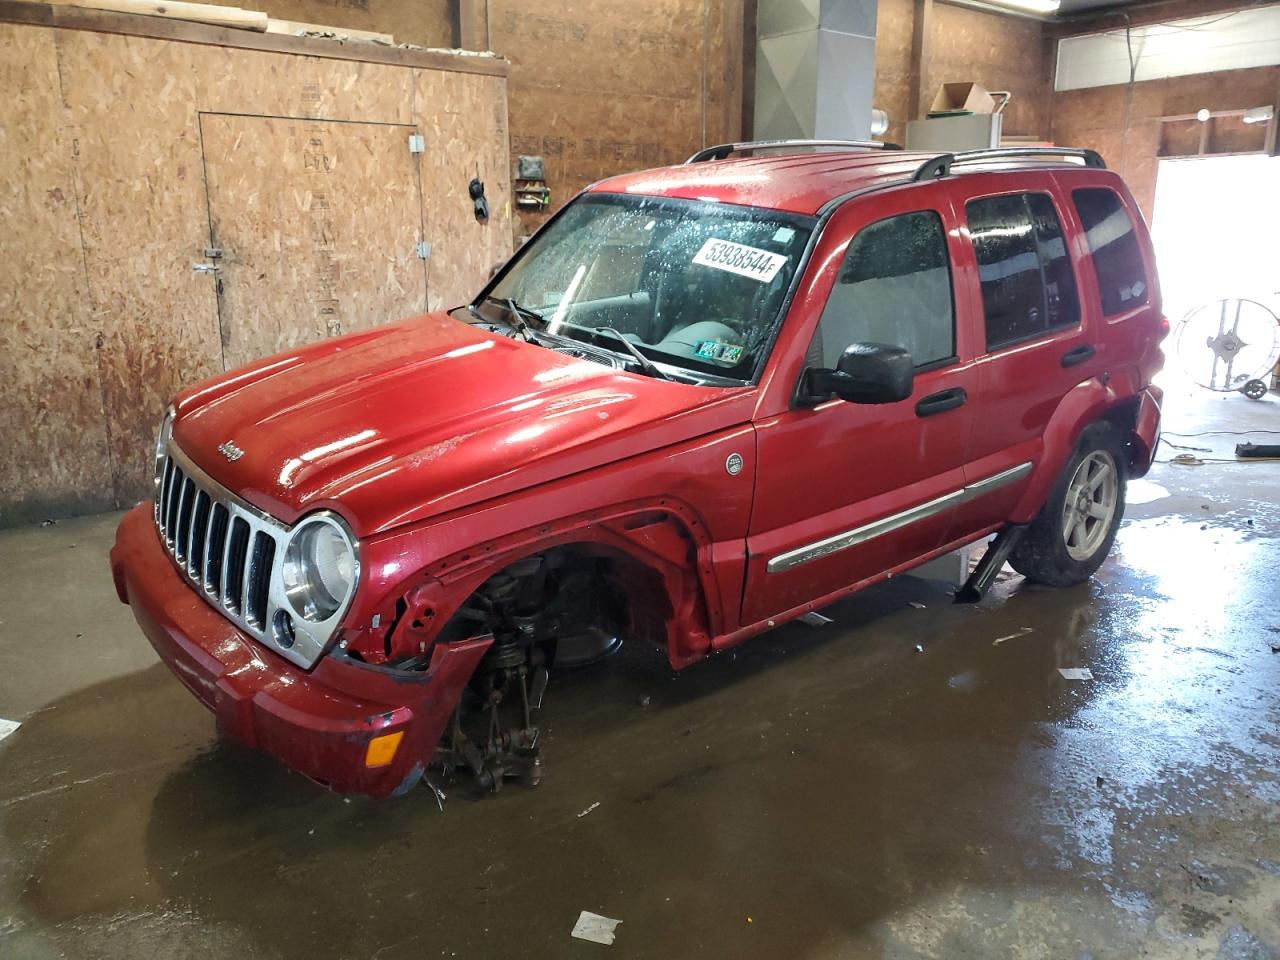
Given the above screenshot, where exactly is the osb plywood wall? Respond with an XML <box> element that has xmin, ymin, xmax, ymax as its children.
<box><xmin>491</xmin><ymin>0</ymin><xmax>745</xmax><ymax>239</ymax></box>
<box><xmin>874</xmin><ymin>0</ymin><xmax>1050</xmax><ymax>147</ymax></box>
<box><xmin>0</xmin><ymin>25</ymin><xmax>110</xmax><ymax>519</ymax></box>
<box><xmin>1051</xmin><ymin>66</ymin><xmax>1280</xmax><ymax>221</ymax></box>
<box><xmin>0</xmin><ymin>18</ymin><xmax>510</xmax><ymax>526</ymax></box>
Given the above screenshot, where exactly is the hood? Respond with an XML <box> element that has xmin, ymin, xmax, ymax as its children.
<box><xmin>172</xmin><ymin>313</ymin><xmax>754</xmax><ymax>537</ymax></box>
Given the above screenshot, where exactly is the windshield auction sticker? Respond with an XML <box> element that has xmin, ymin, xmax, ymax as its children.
<box><xmin>692</xmin><ymin>238</ymin><xmax>787</xmax><ymax>283</ymax></box>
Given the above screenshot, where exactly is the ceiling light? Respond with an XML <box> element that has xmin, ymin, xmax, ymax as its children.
<box><xmin>989</xmin><ymin>0</ymin><xmax>1060</xmax><ymax>13</ymax></box>
<box><xmin>1242</xmin><ymin>106</ymin><xmax>1275</xmax><ymax>125</ymax></box>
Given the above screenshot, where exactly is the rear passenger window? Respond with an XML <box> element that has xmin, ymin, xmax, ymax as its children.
<box><xmin>967</xmin><ymin>193</ymin><xmax>1080</xmax><ymax>350</ymax></box>
<box><xmin>816</xmin><ymin>210</ymin><xmax>955</xmax><ymax>368</ymax></box>
<box><xmin>1072</xmin><ymin>188</ymin><xmax>1149</xmax><ymax>316</ymax></box>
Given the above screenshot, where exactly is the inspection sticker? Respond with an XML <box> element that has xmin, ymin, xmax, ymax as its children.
<box><xmin>695</xmin><ymin>340</ymin><xmax>745</xmax><ymax>364</ymax></box>
<box><xmin>692</xmin><ymin>238</ymin><xmax>787</xmax><ymax>283</ymax></box>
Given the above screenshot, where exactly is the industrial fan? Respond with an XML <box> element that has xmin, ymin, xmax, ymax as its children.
<box><xmin>1172</xmin><ymin>298</ymin><xmax>1279</xmax><ymax>400</ymax></box>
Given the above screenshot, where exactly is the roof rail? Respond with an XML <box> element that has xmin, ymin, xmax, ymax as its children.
<box><xmin>686</xmin><ymin>138</ymin><xmax>902</xmax><ymax>164</ymax></box>
<box><xmin>912</xmin><ymin>147</ymin><xmax>1106</xmax><ymax>181</ymax></box>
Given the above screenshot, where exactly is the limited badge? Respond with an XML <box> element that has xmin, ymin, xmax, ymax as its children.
<box><xmin>725</xmin><ymin>452</ymin><xmax>744</xmax><ymax>476</ymax></box>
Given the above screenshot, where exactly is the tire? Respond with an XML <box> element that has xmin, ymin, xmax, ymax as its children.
<box><xmin>1242</xmin><ymin>379</ymin><xmax>1268</xmax><ymax>400</ymax></box>
<box><xmin>1009</xmin><ymin>421</ymin><xmax>1127</xmax><ymax>587</ymax></box>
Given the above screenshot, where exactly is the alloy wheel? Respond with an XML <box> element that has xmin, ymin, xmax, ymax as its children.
<box><xmin>1061</xmin><ymin>450</ymin><xmax>1118</xmax><ymax>562</ymax></box>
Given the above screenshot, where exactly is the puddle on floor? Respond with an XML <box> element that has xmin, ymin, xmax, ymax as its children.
<box><xmin>1126</xmin><ymin>478</ymin><xmax>1170</xmax><ymax>505</ymax></box>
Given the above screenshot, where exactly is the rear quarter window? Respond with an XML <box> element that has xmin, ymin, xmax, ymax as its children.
<box><xmin>1071</xmin><ymin>188</ymin><xmax>1149</xmax><ymax>316</ymax></box>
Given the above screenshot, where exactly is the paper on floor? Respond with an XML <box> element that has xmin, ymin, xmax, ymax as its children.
<box><xmin>571</xmin><ymin>911</ymin><xmax>621</xmax><ymax>945</ymax></box>
<box><xmin>0</xmin><ymin>718</ymin><xmax>20</xmax><ymax>742</ymax></box>
<box><xmin>1059</xmin><ymin>667</ymin><xmax>1093</xmax><ymax>680</ymax></box>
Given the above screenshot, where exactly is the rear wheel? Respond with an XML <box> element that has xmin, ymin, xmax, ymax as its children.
<box><xmin>1009</xmin><ymin>422</ymin><xmax>1126</xmax><ymax>587</ymax></box>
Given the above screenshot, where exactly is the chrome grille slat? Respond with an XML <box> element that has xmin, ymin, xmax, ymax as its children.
<box><xmin>175</xmin><ymin>476</ymin><xmax>195</xmax><ymax>562</ymax></box>
<box><xmin>246</xmin><ymin>532</ymin><xmax>276</xmax><ymax>629</ymax></box>
<box><xmin>225</xmin><ymin>516</ymin><xmax>249</xmax><ymax>616</ymax></box>
<box><xmin>200</xmin><ymin>496</ymin><xmax>217</xmax><ymax>587</ymax></box>
<box><xmin>188</xmin><ymin>490</ymin><xmax>211</xmax><ymax>577</ymax></box>
<box><xmin>241</xmin><ymin>531</ymin><xmax>259</xmax><ymax>626</ymax></box>
<box><xmin>206</xmin><ymin>503</ymin><xmax>229</xmax><ymax>595</ymax></box>
<box><xmin>157</xmin><ymin>457</ymin><xmax>174</xmax><ymax>526</ymax></box>
<box><xmin>165</xmin><ymin>466</ymin><xmax>184</xmax><ymax>546</ymax></box>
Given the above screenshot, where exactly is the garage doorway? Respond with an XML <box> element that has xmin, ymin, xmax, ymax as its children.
<box><xmin>199</xmin><ymin>113</ymin><xmax>430</xmax><ymax>371</ymax></box>
<box><xmin>1151</xmin><ymin>154</ymin><xmax>1280</xmax><ymax>330</ymax></box>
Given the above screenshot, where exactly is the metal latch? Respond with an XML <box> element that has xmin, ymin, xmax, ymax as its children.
<box><xmin>192</xmin><ymin>262</ymin><xmax>219</xmax><ymax>273</ymax></box>
<box><xmin>415</xmin><ymin>241</ymin><xmax>431</xmax><ymax>260</ymax></box>
<box><xmin>408</xmin><ymin>134</ymin><xmax>426</xmax><ymax>154</ymax></box>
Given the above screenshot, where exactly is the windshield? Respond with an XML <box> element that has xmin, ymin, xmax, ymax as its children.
<box><xmin>481</xmin><ymin>193</ymin><xmax>814</xmax><ymax>381</ymax></box>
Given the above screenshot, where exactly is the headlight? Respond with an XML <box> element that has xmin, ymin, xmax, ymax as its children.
<box><xmin>281</xmin><ymin>513</ymin><xmax>359</xmax><ymax>622</ymax></box>
<box><xmin>154</xmin><ymin>406</ymin><xmax>175</xmax><ymax>486</ymax></box>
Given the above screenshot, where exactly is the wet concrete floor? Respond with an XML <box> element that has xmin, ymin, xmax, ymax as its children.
<box><xmin>1</xmin><ymin>386</ymin><xmax>1278</xmax><ymax>959</ymax></box>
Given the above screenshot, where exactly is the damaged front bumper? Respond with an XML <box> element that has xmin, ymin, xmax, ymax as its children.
<box><xmin>109</xmin><ymin>504</ymin><xmax>490</xmax><ymax>798</ymax></box>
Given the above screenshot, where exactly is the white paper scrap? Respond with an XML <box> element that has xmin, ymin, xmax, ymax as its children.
<box><xmin>572</xmin><ymin>911</ymin><xmax>621</xmax><ymax>945</ymax></box>
<box><xmin>1059</xmin><ymin>667</ymin><xmax>1093</xmax><ymax>680</ymax></box>
<box><xmin>0</xmin><ymin>719</ymin><xmax>20</xmax><ymax>742</ymax></box>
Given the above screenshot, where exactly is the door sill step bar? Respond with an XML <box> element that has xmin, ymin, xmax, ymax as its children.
<box><xmin>953</xmin><ymin>524</ymin><xmax>1028</xmax><ymax>604</ymax></box>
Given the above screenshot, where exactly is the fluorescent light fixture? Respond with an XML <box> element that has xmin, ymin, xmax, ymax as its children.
<box><xmin>988</xmin><ymin>0</ymin><xmax>1060</xmax><ymax>12</ymax></box>
<box><xmin>1242</xmin><ymin>106</ymin><xmax>1275</xmax><ymax>124</ymax></box>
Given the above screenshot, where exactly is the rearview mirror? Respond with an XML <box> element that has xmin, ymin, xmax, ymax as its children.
<box><xmin>801</xmin><ymin>342</ymin><xmax>914</xmax><ymax>405</ymax></box>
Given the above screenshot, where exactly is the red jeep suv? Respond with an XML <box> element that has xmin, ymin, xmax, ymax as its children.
<box><xmin>110</xmin><ymin>141</ymin><xmax>1165</xmax><ymax>797</ymax></box>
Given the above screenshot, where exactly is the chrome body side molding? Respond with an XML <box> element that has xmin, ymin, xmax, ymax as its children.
<box><xmin>765</xmin><ymin>461</ymin><xmax>1033</xmax><ymax>574</ymax></box>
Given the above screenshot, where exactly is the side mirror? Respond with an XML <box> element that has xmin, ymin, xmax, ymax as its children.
<box><xmin>800</xmin><ymin>342</ymin><xmax>914</xmax><ymax>405</ymax></box>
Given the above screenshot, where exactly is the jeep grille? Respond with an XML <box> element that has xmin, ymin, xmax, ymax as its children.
<box><xmin>153</xmin><ymin>444</ymin><xmax>312</xmax><ymax>665</ymax></box>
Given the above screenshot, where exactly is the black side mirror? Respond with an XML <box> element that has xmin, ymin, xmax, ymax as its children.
<box><xmin>799</xmin><ymin>342</ymin><xmax>914</xmax><ymax>405</ymax></box>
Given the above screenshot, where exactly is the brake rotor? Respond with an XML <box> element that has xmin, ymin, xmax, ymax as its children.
<box><xmin>1173</xmin><ymin>298</ymin><xmax>1280</xmax><ymax>392</ymax></box>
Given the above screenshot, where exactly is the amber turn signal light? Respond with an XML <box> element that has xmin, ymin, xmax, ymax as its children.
<box><xmin>365</xmin><ymin>730</ymin><xmax>404</xmax><ymax>768</ymax></box>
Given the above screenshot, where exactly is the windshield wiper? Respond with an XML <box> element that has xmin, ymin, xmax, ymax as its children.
<box><xmin>482</xmin><ymin>295</ymin><xmax>544</xmax><ymax>341</ymax></box>
<box><xmin>592</xmin><ymin>327</ymin><xmax>672</xmax><ymax>381</ymax></box>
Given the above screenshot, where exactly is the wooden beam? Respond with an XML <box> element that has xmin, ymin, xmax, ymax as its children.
<box><xmin>75</xmin><ymin>0</ymin><xmax>268</xmax><ymax>32</ymax></box>
<box><xmin>266</xmin><ymin>18</ymin><xmax>394</xmax><ymax>45</ymax></box>
<box><xmin>453</xmin><ymin>0</ymin><xmax>487</xmax><ymax>51</ymax></box>
<box><xmin>741</xmin><ymin>0</ymin><xmax>757</xmax><ymax>140</ymax></box>
<box><xmin>908</xmin><ymin>0</ymin><xmax>934</xmax><ymax>122</ymax></box>
<box><xmin>0</xmin><ymin>0</ymin><xmax>509</xmax><ymax>76</ymax></box>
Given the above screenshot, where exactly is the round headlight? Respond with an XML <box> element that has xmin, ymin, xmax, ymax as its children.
<box><xmin>281</xmin><ymin>514</ymin><xmax>358</xmax><ymax>622</ymax></box>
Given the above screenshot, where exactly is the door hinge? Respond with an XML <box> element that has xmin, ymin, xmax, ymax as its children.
<box><xmin>204</xmin><ymin>247</ymin><xmax>223</xmax><ymax>259</ymax></box>
<box><xmin>416</xmin><ymin>241</ymin><xmax>432</xmax><ymax>260</ymax></box>
<box><xmin>408</xmin><ymin>134</ymin><xmax>426</xmax><ymax>154</ymax></box>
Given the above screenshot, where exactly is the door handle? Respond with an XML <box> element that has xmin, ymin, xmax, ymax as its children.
<box><xmin>915</xmin><ymin>387</ymin><xmax>967</xmax><ymax>417</ymax></box>
<box><xmin>1061</xmin><ymin>344</ymin><xmax>1096</xmax><ymax>368</ymax></box>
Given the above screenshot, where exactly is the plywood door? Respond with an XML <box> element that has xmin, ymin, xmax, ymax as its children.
<box><xmin>200</xmin><ymin>114</ymin><xmax>428</xmax><ymax>370</ymax></box>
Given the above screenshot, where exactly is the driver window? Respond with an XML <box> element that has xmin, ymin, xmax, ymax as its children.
<box><xmin>814</xmin><ymin>210</ymin><xmax>955</xmax><ymax>369</ymax></box>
